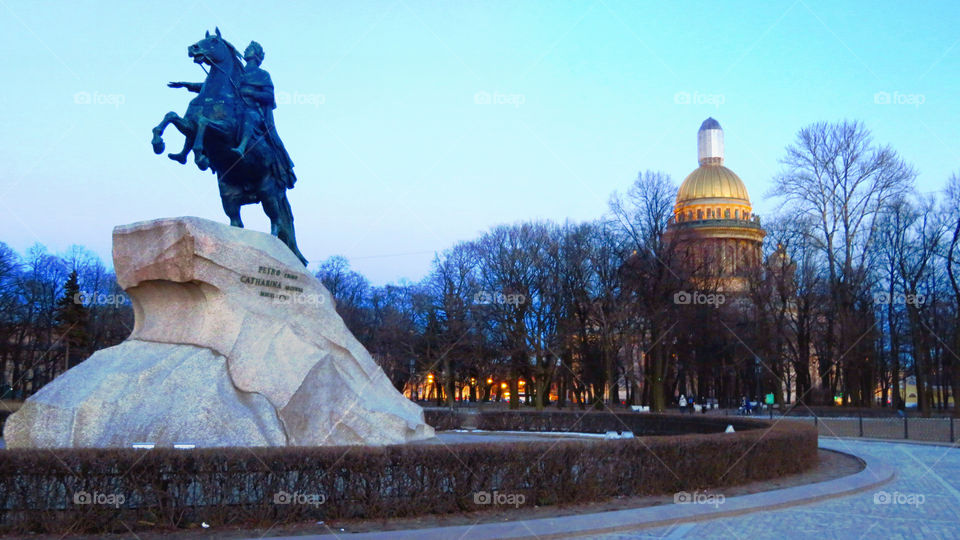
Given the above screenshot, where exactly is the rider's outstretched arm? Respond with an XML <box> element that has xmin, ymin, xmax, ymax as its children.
<box><xmin>168</xmin><ymin>82</ymin><xmax>203</xmax><ymax>93</ymax></box>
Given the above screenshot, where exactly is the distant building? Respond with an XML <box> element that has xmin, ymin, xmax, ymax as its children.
<box><xmin>655</xmin><ymin>119</ymin><xmax>774</xmax><ymax>406</ymax></box>
<box><xmin>664</xmin><ymin>118</ymin><xmax>766</xmax><ymax>293</ymax></box>
<box><xmin>888</xmin><ymin>376</ymin><xmax>956</xmax><ymax>408</ymax></box>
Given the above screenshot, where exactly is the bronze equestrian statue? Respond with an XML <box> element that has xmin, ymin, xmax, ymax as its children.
<box><xmin>151</xmin><ymin>28</ymin><xmax>307</xmax><ymax>266</ymax></box>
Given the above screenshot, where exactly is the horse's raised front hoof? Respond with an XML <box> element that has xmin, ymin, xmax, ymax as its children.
<box><xmin>167</xmin><ymin>152</ymin><xmax>188</xmax><ymax>164</ymax></box>
<box><xmin>196</xmin><ymin>155</ymin><xmax>209</xmax><ymax>171</ymax></box>
<box><xmin>151</xmin><ymin>137</ymin><xmax>165</xmax><ymax>155</ymax></box>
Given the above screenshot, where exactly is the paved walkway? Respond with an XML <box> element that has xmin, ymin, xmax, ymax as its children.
<box><xmin>588</xmin><ymin>438</ymin><xmax>960</xmax><ymax>540</ymax></box>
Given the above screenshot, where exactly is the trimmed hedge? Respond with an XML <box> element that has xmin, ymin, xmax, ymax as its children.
<box><xmin>475</xmin><ymin>410</ymin><xmax>772</xmax><ymax>435</ymax></box>
<box><xmin>422</xmin><ymin>408</ymin><xmax>462</xmax><ymax>430</ymax></box>
<box><xmin>0</xmin><ymin>412</ymin><xmax>816</xmax><ymax>535</ymax></box>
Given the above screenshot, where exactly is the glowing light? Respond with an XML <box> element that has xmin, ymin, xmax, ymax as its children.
<box><xmin>486</xmin><ymin>378</ymin><xmax>493</xmax><ymax>385</ymax></box>
<box><xmin>500</xmin><ymin>382</ymin><xmax>508</xmax><ymax>389</ymax></box>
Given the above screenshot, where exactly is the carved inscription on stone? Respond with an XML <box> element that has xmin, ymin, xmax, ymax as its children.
<box><xmin>239</xmin><ymin>265</ymin><xmax>304</xmax><ymax>300</ymax></box>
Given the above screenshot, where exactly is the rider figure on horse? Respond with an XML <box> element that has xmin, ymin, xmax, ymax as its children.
<box><xmin>155</xmin><ymin>30</ymin><xmax>308</xmax><ymax>266</ymax></box>
<box><xmin>232</xmin><ymin>42</ymin><xmax>296</xmax><ymax>190</ymax></box>
<box><xmin>168</xmin><ymin>41</ymin><xmax>295</xmax><ymax>190</ymax></box>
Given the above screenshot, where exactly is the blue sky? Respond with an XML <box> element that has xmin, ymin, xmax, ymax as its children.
<box><xmin>1</xmin><ymin>1</ymin><xmax>957</xmax><ymax>284</ymax></box>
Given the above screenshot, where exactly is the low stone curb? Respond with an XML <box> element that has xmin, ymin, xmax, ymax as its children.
<box><xmin>257</xmin><ymin>440</ymin><xmax>894</xmax><ymax>540</ymax></box>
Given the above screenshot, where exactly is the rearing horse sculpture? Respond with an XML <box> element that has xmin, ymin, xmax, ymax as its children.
<box><xmin>150</xmin><ymin>28</ymin><xmax>308</xmax><ymax>266</ymax></box>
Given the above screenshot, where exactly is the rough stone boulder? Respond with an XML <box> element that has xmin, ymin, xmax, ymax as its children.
<box><xmin>4</xmin><ymin>217</ymin><xmax>435</xmax><ymax>448</ymax></box>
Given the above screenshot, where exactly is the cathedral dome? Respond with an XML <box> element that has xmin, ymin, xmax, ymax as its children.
<box><xmin>677</xmin><ymin>165</ymin><xmax>750</xmax><ymax>204</ymax></box>
<box><xmin>672</xmin><ymin>118</ymin><xmax>754</xmax><ymax>223</ymax></box>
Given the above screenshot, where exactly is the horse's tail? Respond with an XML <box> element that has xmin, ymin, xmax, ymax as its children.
<box><xmin>280</xmin><ymin>191</ymin><xmax>294</xmax><ymax>225</ymax></box>
<box><xmin>279</xmin><ymin>192</ymin><xmax>308</xmax><ymax>266</ymax></box>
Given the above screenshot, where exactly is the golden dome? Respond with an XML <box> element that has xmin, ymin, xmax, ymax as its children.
<box><xmin>676</xmin><ymin>165</ymin><xmax>750</xmax><ymax>204</ymax></box>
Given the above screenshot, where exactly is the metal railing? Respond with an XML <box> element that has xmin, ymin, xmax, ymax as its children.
<box><xmin>802</xmin><ymin>414</ymin><xmax>957</xmax><ymax>443</ymax></box>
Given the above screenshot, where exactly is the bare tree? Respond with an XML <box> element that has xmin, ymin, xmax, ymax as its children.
<box><xmin>942</xmin><ymin>173</ymin><xmax>960</xmax><ymax>416</ymax></box>
<box><xmin>556</xmin><ymin>220</ymin><xmax>628</xmax><ymax>408</ymax></box>
<box><xmin>895</xmin><ymin>195</ymin><xmax>944</xmax><ymax>416</ymax></box>
<box><xmin>424</xmin><ymin>242</ymin><xmax>482</xmax><ymax>407</ymax></box>
<box><xmin>773</xmin><ymin>121</ymin><xmax>915</xmax><ymax>404</ymax></box>
<box><xmin>609</xmin><ymin>170</ymin><xmax>681</xmax><ymax>412</ymax></box>
<box><xmin>315</xmin><ymin>256</ymin><xmax>372</xmax><ymax>341</ymax></box>
<box><xmin>474</xmin><ymin>223</ymin><xmax>553</xmax><ymax>409</ymax></box>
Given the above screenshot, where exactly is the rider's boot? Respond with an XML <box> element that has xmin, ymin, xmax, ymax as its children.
<box><xmin>232</xmin><ymin>132</ymin><xmax>251</xmax><ymax>155</ymax></box>
<box><xmin>232</xmin><ymin>121</ymin><xmax>256</xmax><ymax>155</ymax></box>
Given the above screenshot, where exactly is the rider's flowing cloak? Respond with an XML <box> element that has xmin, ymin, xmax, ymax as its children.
<box><xmin>240</xmin><ymin>66</ymin><xmax>297</xmax><ymax>190</ymax></box>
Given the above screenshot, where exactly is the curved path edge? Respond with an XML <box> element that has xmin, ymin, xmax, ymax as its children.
<box><xmin>260</xmin><ymin>440</ymin><xmax>895</xmax><ymax>540</ymax></box>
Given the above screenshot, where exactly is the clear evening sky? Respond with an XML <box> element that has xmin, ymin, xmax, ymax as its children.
<box><xmin>1</xmin><ymin>1</ymin><xmax>957</xmax><ymax>284</ymax></box>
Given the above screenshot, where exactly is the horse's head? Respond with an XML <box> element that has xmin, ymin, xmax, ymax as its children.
<box><xmin>188</xmin><ymin>28</ymin><xmax>240</xmax><ymax>70</ymax></box>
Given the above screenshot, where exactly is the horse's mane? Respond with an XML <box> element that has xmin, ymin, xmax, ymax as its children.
<box><xmin>221</xmin><ymin>38</ymin><xmax>244</xmax><ymax>74</ymax></box>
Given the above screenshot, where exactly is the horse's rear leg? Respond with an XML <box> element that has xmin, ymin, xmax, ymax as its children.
<box><xmin>192</xmin><ymin>119</ymin><xmax>211</xmax><ymax>171</ymax></box>
<box><xmin>263</xmin><ymin>193</ymin><xmax>307</xmax><ymax>266</ymax></box>
<box><xmin>262</xmin><ymin>196</ymin><xmax>282</xmax><ymax>236</ymax></box>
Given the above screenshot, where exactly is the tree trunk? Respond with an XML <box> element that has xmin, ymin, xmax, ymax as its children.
<box><xmin>651</xmin><ymin>346</ymin><xmax>666</xmax><ymax>412</ymax></box>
